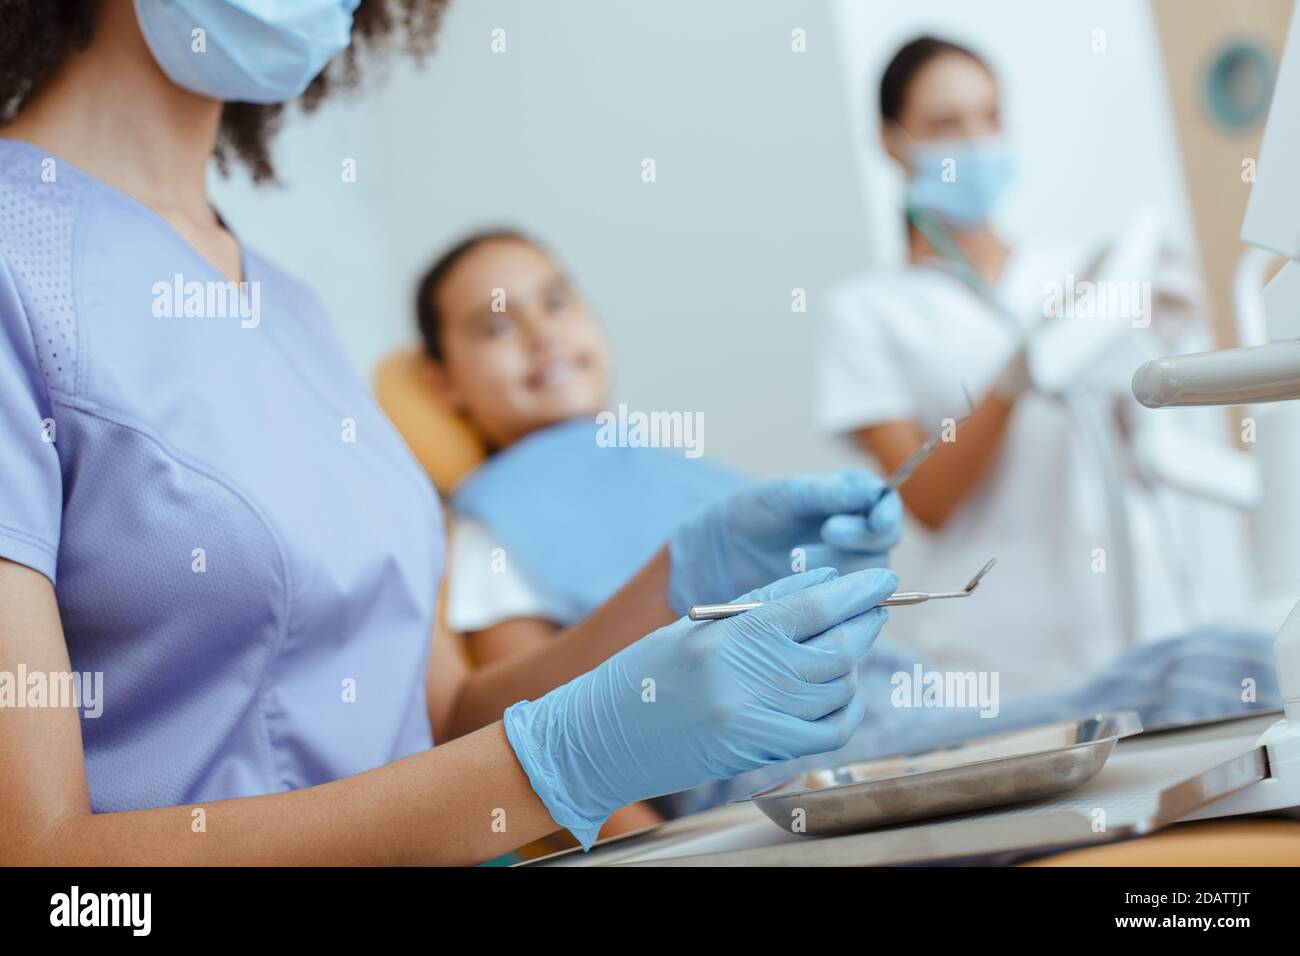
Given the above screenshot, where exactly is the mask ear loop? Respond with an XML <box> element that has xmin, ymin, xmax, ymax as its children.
<box><xmin>883</xmin><ymin>121</ymin><xmax>932</xmax><ymax>188</ymax></box>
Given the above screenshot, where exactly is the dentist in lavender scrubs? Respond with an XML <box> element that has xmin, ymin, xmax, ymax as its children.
<box><xmin>0</xmin><ymin>0</ymin><xmax>902</xmax><ymax>863</ymax></box>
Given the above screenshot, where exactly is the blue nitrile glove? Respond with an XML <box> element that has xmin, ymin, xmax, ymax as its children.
<box><xmin>502</xmin><ymin>565</ymin><xmax>898</xmax><ymax>848</ymax></box>
<box><xmin>666</xmin><ymin>469</ymin><xmax>902</xmax><ymax>616</ymax></box>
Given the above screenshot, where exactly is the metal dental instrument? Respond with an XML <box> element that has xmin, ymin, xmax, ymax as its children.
<box><xmin>874</xmin><ymin>385</ymin><xmax>976</xmax><ymax>501</ymax></box>
<box><xmin>687</xmin><ymin>558</ymin><xmax>996</xmax><ymax>622</ymax></box>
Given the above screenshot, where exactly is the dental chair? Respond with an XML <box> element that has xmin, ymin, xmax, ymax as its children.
<box><xmin>372</xmin><ymin>344</ymin><xmax>485</xmax><ymax>495</ymax></box>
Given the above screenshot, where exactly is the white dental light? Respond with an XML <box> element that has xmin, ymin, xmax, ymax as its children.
<box><xmin>1133</xmin><ymin>1</ymin><xmax>1300</xmax><ymax>818</ymax></box>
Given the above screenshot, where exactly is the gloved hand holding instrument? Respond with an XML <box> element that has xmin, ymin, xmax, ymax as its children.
<box><xmin>504</xmin><ymin>566</ymin><xmax>898</xmax><ymax>848</ymax></box>
<box><xmin>678</xmin><ymin>406</ymin><xmax>996</xmax><ymax>621</ymax></box>
<box><xmin>665</xmin><ymin>469</ymin><xmax>904</xmax><ymax>615</ymax></box>
<box><xmin>507</xmin><ymin>468</ymin><xmax>995</xmax><ymax>848</ymax></box>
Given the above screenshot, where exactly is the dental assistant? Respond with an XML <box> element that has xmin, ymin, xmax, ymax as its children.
<box><xmin>0</xmin><ymin>0</ymin><xmax>903</xmax><ymax>864</ymax></box>
<box><xmin>816</xmin><ymin>36</ymin><xmax>1248</xmax><ymax>695</ymax></box>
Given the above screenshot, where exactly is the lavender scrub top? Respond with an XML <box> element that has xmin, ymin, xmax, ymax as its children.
<box><xmin>0</xmin><ymin>138</ymin><xmax>443</xmax><ymax>811</ymax></box>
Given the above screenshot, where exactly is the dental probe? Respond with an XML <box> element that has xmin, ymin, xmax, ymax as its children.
<box><xmin>687</xmin><ymin>558</ymin><xmax>997</xmax><ymax>622</ymax></box>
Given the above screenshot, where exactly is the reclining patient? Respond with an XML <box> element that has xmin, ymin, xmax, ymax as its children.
<box><xmin>416</xmin><ymin>228</ymin><xmax>762</xmax><ymax>834</ymax></box>
<box><xmin>415</xmin><ymin>229</ymin><xmax>1282</xmax><ymax>823</ymax></box>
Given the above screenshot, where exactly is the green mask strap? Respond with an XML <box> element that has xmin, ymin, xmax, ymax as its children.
<box><xmin>906</xmin><ymin>204</ymin><xmax>1021</xmax><ymax>335</ymax></box>
<box><xmin>907</xmin><ymin>205</ymin><xmax>986</xmax><ymax>292</ymax></box>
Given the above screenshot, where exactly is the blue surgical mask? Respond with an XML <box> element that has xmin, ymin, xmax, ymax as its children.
<box><xmin>134</xmin><ymin>0</ymin><xmax>360</xmax><ymax>104</ymax></box>
<box><xmin>904</xmin><ymin>135</ymin><xmax>1015</xmax><ymax>229</ymax></box>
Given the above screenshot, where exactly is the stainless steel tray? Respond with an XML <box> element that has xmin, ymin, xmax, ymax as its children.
<box><xmin>749</xmin><ymin>711</ymin><xmax>1142</xmax><ymax>836</ymax></box>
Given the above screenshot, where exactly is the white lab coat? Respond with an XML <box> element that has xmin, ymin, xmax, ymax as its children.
<box><xmin>816</xmin><ymin>240</ymin><xmax>1251</xmax><ymax>695</ymax></box>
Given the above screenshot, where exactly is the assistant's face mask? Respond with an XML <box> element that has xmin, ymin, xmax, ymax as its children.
<box><xmin>134</xmin><ymin>0</ymin><xmax>360</xmax><ymax>104</ymax></box>
<box><xmin>902</xmin><ymin>134</ymin><xmax>1016</xmax><ymax>230</ymax></box>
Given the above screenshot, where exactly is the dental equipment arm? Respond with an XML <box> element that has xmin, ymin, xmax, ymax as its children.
<box><xmin>1132</xmin><ymin>339</ymin><xmax>1300</xmax><ymax>407</ymax></box>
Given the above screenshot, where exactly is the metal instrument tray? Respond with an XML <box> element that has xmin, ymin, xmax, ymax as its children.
<box><xmin>749</xmin><ymin>711</ymin><xmax>1142</xmax><ymax>836</ymax></box>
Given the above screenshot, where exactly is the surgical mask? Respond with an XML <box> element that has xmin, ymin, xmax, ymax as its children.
<box><xmin>903</xmin><ymin>135</ymin><xmax>1015</xmax><ymax>229</ymax></box>
<box><xmin>133</xmin><ymin>0</ymin><xmax>360</xmax><ymax>104</ymax></box>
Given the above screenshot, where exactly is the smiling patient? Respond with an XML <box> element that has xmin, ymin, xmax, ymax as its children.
<box><xmin>415</xmin><ymin>230</ymin><xmax>747</xmax><ymax>659</ymax></box>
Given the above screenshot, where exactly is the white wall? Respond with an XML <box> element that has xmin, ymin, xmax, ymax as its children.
<box><xmin>211</xmin><ymin>0</ymin><xmax>1192</xmax><ymax>477</ymax></box>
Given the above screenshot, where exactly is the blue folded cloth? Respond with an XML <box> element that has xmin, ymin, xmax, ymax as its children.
<box><xmin>452</xmin><ymin>417</ymin><xmax>746</xmax><ymax>625</ymax></box>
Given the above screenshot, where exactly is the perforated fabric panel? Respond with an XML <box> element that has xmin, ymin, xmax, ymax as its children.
<box><xmin>0</xmin><ymin>143</ymin><xmax>83</xmax><ymax>396</ymax></box>
<box><xmin>55</xmin><ymin>406</ymin><xmax>287</xmax><ymax>810</ymax></box>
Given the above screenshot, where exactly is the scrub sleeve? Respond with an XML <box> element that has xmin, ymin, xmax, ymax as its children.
<box><xmin>0</xmin><ymin>254</ymin><xmax>61</xmax><ymax>583</ymax></box>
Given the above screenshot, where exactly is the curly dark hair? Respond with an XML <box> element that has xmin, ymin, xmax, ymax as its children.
<box><xmin>0</xmin><ymin>0</ymin><xmax>449</xmax><ymax>183</ymax></box>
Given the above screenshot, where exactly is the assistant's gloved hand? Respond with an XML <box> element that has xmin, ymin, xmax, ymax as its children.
<box><xmin>665</xmin><ymin>469</ymin><xmax>901</xmax><ymax>615</ymax></box>
<box><xmin>503</xmin><ymin>566</ymin><xmax>898</xmax><ymax>848</ymax></box>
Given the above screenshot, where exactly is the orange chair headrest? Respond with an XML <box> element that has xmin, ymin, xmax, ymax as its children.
<box><xmin>372</xmin><ymin>345</ymin><xmax>487</xmax><ymax>493</ymax></box>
